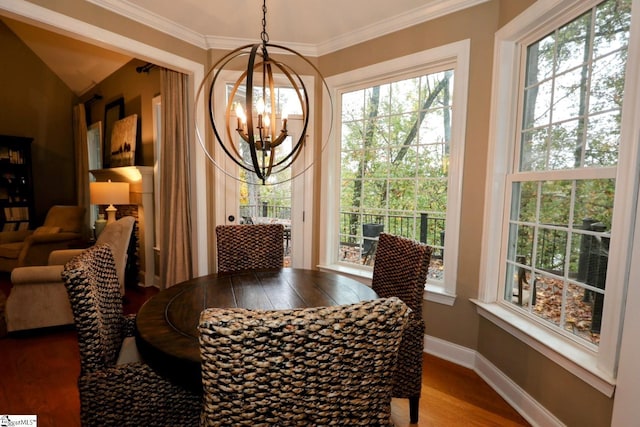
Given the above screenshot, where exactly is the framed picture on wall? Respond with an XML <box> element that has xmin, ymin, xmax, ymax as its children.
<box><xmin>109</xmin><ymin>114</ymin><xmax>137</xmax><ymax>167</ymax></box>
<box><xmin>103</xmin><ymin>97</ymin><xmax>124</xmax><ymax>167</ymax></box>
<box><xmin>87</xmin><ymin>121</ymin><xmax>102</xmax><ymax>170</ymax></box>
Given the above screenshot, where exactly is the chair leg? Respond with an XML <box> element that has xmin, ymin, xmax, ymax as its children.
<box><xmin>409</xmin><ymin>396</ymin><xmax>419</xmax><ymax>424</ymax></box>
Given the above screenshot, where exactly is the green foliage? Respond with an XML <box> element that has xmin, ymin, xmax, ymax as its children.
<box><xmin>339</xmin><ymin>70</ymin><xmax>452</xmax><ymax>243</ymax></box>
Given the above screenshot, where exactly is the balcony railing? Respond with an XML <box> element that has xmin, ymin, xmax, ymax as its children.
<box><xmin>239</xmin><ymin>204</ymin><xmax>446</xmax><ymax>259</ymax></box>
<box><xmin>339</xmin><ymin>211</ymin><xmax>445</xmax><ymax>258</ymax></box>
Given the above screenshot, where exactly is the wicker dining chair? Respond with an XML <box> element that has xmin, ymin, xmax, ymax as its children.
<box><xmin>198</xmin><ymin>297</ymin><xmax>410</xmax><ymax>426</ymax></box>
<box><xmin>215</xmin><ymin>224</ymin><xmax>284</xmax><ymax>273</ymax></box>
<box><xmin>62</xmin><ymin>244</ymin><xmax>201</xmax><ymax>426</ymax></box>
<box><xmin>371</xmin><ymin>233</ymin><xmax>432</xmax><ymax>424</ymax></box>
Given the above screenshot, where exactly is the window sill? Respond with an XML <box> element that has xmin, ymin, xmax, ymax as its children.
<box><xmin>472</xmin><ymin>299</ymin><xmax>615</xmax><ymax>397</ymax></box>
<box><xmin>317</xmin><ymin>263</ymin><xmax>456</xmax><ymax>306</ymax></box>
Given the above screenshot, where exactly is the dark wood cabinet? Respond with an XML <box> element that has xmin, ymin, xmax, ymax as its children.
<box><xmin>0</xmin><ymin>135</ymin><xmax>34</xmax><ymax>231</ymax></box>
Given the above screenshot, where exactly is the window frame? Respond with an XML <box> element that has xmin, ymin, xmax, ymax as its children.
<box><xmin>478</xmin><ymin>0</ymin><xmax>640</xmax><ymax>397</ymax></box>
<box><xmin>319</xmin><ymin>40</ymin><xmax>470</xmax><ymax>305</ymax></box>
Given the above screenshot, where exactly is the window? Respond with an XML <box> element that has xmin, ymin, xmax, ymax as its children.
<box><xmin>480</xmin><ymin>0</ymin><xmax>638</xmax><ymax>393</ymax></box>
<box><xmin>321</xmin><ymin>41</ymin><xmax>470</xmax><ymax>303</ymax></box>
<box><xmin>339</xmin><ymin>71</ymin><xmax>452</xmax><ymax>274</ymax></box>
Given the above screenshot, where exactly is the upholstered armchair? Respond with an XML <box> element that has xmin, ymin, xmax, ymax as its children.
<box><xmin>0</xmin><ymin>205</ymin><xmax>85</xmax><ymax>272</ymax></box>
<box><xmin>5</xmin><ymin>217</ymin><xmax>135</xmax><ymax>333</ymax></box>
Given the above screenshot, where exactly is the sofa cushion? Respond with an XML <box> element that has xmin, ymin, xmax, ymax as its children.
<box><xmin>43</xmin><ymin>206</ymin><xmax>85</xmax><ymax>233</ymax></box>
<box><xmin>33</xmin><ymin>226</ymin><xmax>61</xmax><ymax>235</ymax></box>
<box><xmin>0</xmin><ymin>242</ymin><xmax>24</xmax><ymax>259</ymax></box>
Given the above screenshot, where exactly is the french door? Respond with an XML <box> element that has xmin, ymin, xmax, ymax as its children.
<box><xmin>212</xmin><ymin>72</ymin><xmax>314</xmax><ymax>269</ymax></box>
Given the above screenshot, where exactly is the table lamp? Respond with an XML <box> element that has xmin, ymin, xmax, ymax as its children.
<box><xmin>90</xmin><ymin>180</ymin><xmax>130</xmax><ymax>236</ymax></box>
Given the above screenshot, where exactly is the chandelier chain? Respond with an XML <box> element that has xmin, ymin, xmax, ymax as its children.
<box><xmin>261</xmin><ymin>0</ymin><xmax>269</xmax><ymax>45</ymax></box>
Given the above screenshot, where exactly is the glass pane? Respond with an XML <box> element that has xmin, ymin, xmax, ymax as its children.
<box><xmin>362</xmin><ymin>147</ymin><xmax>390</xmax><ymax>179</ymax></box>
<box><xmin>569</xmin><ymin>232</ymin><xmax>586</xmax><ymax>281</ymax></box>
<box><xmin>362</xmin><ymin>179</ymin><xmax>386</xmax><ymax>209</ymax></box>
<box><xmin>416</xmin><ymin>179</ymin><xmax>447</xmax><ymax>212</ymax></box>
<box><xmin>525</xmin><ymin>34</ymin><xmax>555</xmax><ymax>87</ymax></box>
<box><xmin>552</xmin><ymin>68</ymin><xmax>586</xmax><ymax>123</ymax></box>
<box><xmin>522</xmin><ymin>80</ymin><xmax>552</xmax><ymax>129</ymax></box>
<box><xmin>548</xmin><ymin>120</ymin><xmax>582</xmax><ymax>170</ymax></box>
<box><xmin>520</xmin><ymin>127</ymin><xmax>548</xmax><ymax>171</ymax></box>
<box><xmin>418</xmin><ymin>109</ymin><xmax>449</xmax><ymax>143</ymax></box>
<box><xmin>341</xmin><ymin>122</ymin><xmax>363</xmax><ymax>151</ymax></box>
<box><xmin>554</xmin><ymin>11</ymin><xmax>590</xmax><ymax>75</ymax></box>
<box><xmin>390</xmin><ymin>144</ymin><xmax>418</xmax><ymax>176</ymax></box>
<box><xmin>536</xmin><ymin>228</ymin><xmax>567</xmax><ymax>273</ymax></box>
<box><xmin>585</xmin><ymin>111</ymin><xmax>620</xmax><ymax>167</ymax></box>
<box><xmin>417</xmin><ymin>143</ymin><xmax>447</xmax><ymax>177</ymax></box>
<box><xmin>388</xmin><ymin>180</ymin><xmax>416</xmax><ymax>211</ymax></box>
<box><xmin>512</xmin><ymin>181</ymin><xmax>538</xmax><ymax>224</ymax></box>
<box><xmin>341</xmin><ymin>179</ymin><xmax>359</xmax><ymax>207</ymax></box>
<box><xmin>515</xmin><ymin>225</ymin><xmax>534</xmax><ymax>265</ymax></box>
<box><xmin>565</xmin><ymin>282</ymin><xmax>601</xmax><ymax>344</ymax></box>
<box><xmin>539</xmin><ymin>180</ymin><xmax>572</xmax><ymax>225</ymax></box>
<box><xmin>504</xmin><ymin>262</ymin><xmax>517</xmax><ymax>303</ymax></box>
<box><xmin>342</xmin><ymin>90</ymin><xmax>364</xmax><ymax>121</ymax></box>
<box><xmin>531</xmin><ymin>273</ymin><xmax>561</xmax><ymax>327</ymax></box>
<box><xmin>391</xmin><ymin>77</ymin><xmax>420</xmax><ymax>112</ymax></box>
<box><xmin>573</xmin><ymin>179</ymin><xmax>615</xmax><ymax>228</ymax></box>
<box><xmin>341</xmin><ymin>150</ymin><xmax>361</xmax><ymax>177</ymax></box>
<box><xmin>590</xmin><ymin>53</ymin><xmax>626</xmax><ymax>114</ymax></box>
<box><xmin>593</xmin><ymin>0</ymin><xmax>632</xmax><ymax>58</ymax></box>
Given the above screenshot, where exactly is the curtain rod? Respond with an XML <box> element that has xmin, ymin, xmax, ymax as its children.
<box><xmin>84</xmin><ymin>93</ymin><xmax>103</xmax><ymax>105</ymax></box>
<box><xmin>136</xmin><ymin>62</ymin><xmax>157</xmax><ymax>73</ymax></box>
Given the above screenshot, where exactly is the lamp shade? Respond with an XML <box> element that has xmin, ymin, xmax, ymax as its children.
<box><xmin>90</xmin><ymin>181</ymin><xmax>130</xmax><ymax>205</ymax></box>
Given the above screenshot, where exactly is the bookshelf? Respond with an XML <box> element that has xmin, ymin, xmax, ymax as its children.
<box><xmin>0</xmin><ymin>135</ymin><xmax>34</xmax><ymax>232</ymax></box>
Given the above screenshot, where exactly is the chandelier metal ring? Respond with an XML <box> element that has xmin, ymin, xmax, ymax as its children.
<box><xmin>195</xmin><ymin>0</ymin><xmax>332</xmax><ymax>186</ymax></box>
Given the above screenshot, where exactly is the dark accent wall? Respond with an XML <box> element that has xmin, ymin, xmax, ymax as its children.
<box><xmin>0</xmin><ymin>20</ymin><xmax>77</xmax><ymax>225</ymax></box>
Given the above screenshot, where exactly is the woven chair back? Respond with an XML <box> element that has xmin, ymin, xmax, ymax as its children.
<box><xmin>215</xmin><ymin>224</ymin><xmax>284</xmax><ymax>273</ymax></box>
<box><xmin>62</xmin><ymin>244</ymin><xmax>123</xmax><ymax>374</ymax></box>
<box><xmin>199</xmin><ymin>297</ymin><xmax>409</xmax><ymax>426</ymax></box>
<box><xmin>371</xmin><ymin>232</ymin><xmax>432</xmax><ymax>410</ymax></box>
<box><xmin>372</xmin><ymin>233</ymin><xmax>432</xmax><ymax>313</ymax></box>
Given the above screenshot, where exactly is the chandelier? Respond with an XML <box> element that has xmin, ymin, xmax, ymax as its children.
<box><xmin>198</xmin><ymin>0</ymin><xmax>330</xmax><ymax>185</ymax></box>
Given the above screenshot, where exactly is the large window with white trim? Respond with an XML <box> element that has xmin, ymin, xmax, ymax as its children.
<box><xmin>504</xmin><ymin>0</ymin><xmax>631</xmax><ymax>346</ymax></box>
<box><xmin>339</xmin><ymin>71</ymin><xmax>452</xmax><ymax>277</ymax></box>
<box><xmin>322</xmin><ymin>41</ymin><xmax>469</xmax><ymax>300</ymax></box>
<box><xmin>481</xmin><ymin>0</ymin><xmax>639</xmax><ymax>386</ymax></box>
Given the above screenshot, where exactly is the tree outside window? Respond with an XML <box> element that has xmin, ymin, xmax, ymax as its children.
<box><xmin>504</xmin><ymin>0</ymin><xmax>631</xmax><ymax>346</ymax></box>
<box><xmin>338</xmin><ymin>70</ymin><xmax>454</xmax><ymax>282</ymax></box>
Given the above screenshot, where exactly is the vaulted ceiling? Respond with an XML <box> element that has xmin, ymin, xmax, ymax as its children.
<box><xmin>1</xmin><ymin>0</ymin><xmax>486</xmax><ymax>96</ymax></box>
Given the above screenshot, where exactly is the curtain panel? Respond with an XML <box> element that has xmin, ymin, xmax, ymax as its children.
<box><xmin>73</xmin><ymin>103</ymin><xmax>91</xmax><ymax>240</ymax></box>
<box><xmin>159</xmin><ymin>69</ymin><xmax>193</xmax><ymax>288</ymax></box>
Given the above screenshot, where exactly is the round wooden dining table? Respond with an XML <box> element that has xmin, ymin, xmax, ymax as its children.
<box><xmin>135</xmin><ymin>268</ymin><xmax>379</xmax><ymax>392</ymax></box>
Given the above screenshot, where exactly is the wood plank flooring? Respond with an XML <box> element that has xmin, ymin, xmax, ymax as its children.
<box><xmin>0</xmin><ymin>277</ymin><xmax>529</xmax><ymax>426</ymax></box>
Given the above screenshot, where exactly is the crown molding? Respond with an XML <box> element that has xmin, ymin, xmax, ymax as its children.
<box><xmin>315</xmin><ymin>0</ymin><xmax>489</xmax><ymax>55</ymax></box>
<box><xmin>87</xmin><ymin>0</ymin><xmax>489</xmax><ymax>57</ymax></box>
<box><xmin>86</xmin><ymin>0</ymin><xmax>207</xmax><ymax>49</ymax></box>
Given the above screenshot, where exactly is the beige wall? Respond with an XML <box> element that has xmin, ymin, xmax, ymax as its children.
<box><xmin>0</xmin><ymin>20</ymin><xmax>77</xmax><ymax>224</ymax></box>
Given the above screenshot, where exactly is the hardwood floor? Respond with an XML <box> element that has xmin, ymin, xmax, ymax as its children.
<box><xmin>0</xmin><ymin>276</ymin><xmax>529</xmax><ymax>426</ymax></box>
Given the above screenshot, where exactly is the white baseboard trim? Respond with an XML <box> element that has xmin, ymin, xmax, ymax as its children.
<box><xmin>424</xmin><ymin>334</ymin><xmax>564</xmax><ymax>427</ymax></box>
